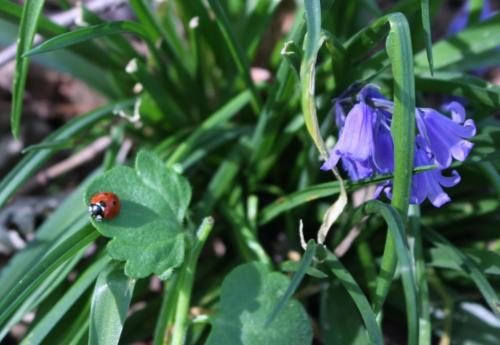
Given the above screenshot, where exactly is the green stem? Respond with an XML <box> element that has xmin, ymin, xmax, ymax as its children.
<box><xmin>169</xmin><ymin>217</ymin><xmax>214</xmax><ymax>345</ymax></box>
<box><xmin>409</xmin><ymin>205</ymin><xmax>431</xmax><ymax>345</ymax></box>
<box><xmin>373</xmin><ymin>232</ymin><xmax>396</xmax><ymax>315</ymax></box>
<box><xmin>153</xmin><ymin>273</ymin><xmax>180</xmax><ymax>345</ymax></box>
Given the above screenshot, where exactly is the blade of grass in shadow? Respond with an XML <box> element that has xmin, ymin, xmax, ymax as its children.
<box><xmin>424</xmin><ymin>229</ymin><xmax>500</xmax><ymax>317</ymax></box>
<box><xmin>259</xmin><ymin>162</ymin><xmax>448</xmax><ymax>225</ymax></box>
<box><xmin>166</xmin><ymin>90</ymin><xmax>252</xmax><ymax>166</ymax></box>
<box><xmin>414</xmin><ymin>13</ymin><xmax>500</xmax><ymax>71</ymax></box>
<box><xmin>266</xmin><ymin>240</ymin><xmax>316</xmax><ymax>326</ymax></box>
<box><xmin>374</xmin><ymin>13</ymin><xmax>416</xmax><ymax>329</ymax></box>
<box><xmin>320</xmin><ymin>246</ymin><xmax>384</xmax><ymax>345</ymax></box>
<box><xmin>0</xmin><ymin>225</ymin><xmax>99</xmax><ymax>329</ymax></box>
<box><xmin>20</xmin><ymin>255</ymin><xmax>111</xmax><ymax>345</ymax></box>
<box><xmin>0</xmin><ymin>99</ymin><xmax>133</xmax><ymax>209</ymax></box>
<box><xmin>353</xmin><ymin>200</ymin><xmax>418</xmax><ymax>345</ymax></box>
<box><xmin>125</xmin><ymin>59</ymin><xmax>186</xmax><ymax>127</ymax></box>
<box><xmin>10</xmin><ymin>0</ymin><xmax>46</xmax><ymax>138</ymax></box>
<box><xmin>23</xmin><ymin>21</ymin><xmax>147</xmax><ymax>57</ymax></box>
<box><xmin>89</xmin><ymin>262</ymin><xmax>136</xmax><ymax>345</ymax></box>
<box><xmin>420</xmin><ymin>0</ymin><xmax>434</xmax><ymax>74</ymax></box>
<box><xmin>415</xmin><ymin>72</ymin><xmax>500</xmax><ymax>108</ymax></box>
<box><xmin>206</xmin><ymin>0</ymin><xmax>262</xmax><ymax>115</ymax></box>
<box><xmin>128</xmin><ymin>0</ymin><xmax>191</xmax><ymax>82</ymax></box>
<box><xmin>1</xmin><ymin>252</ymin><xmax>83</xmax><ymax>342</ymax></box>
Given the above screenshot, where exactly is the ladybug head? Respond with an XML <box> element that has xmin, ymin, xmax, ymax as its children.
<box><xmin>88</xmin><ymin>202</ymin><xmax>105</xmax><ymax>221</ymax></box>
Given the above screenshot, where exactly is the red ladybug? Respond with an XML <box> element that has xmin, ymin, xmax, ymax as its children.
<box><xmin>88</xmin><ymin>192</ymin><xmax>121</xmax><ymax>221</ymax></box>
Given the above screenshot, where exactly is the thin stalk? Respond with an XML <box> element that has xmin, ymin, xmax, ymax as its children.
<box><xmin>152</xmin><ymin>273</ymin><xmax>180</xmax><ymax>345</ymax></box>
<box><xmin>409</xmin><ymin>205</ymin><xmax>431</xmax><ymax>345</ymax></box>
<box><xmin>169</xmin><ymin>217</ymin><xmax>214</xmax><ymax>345</ymax></box>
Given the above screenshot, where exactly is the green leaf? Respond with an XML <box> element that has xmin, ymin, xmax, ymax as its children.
<box><xmin>20</xmin><ymin>255</ymin><xmax>111</xmax><ymax>345</ymax></box>
<box><xmin>85</xmin><ymin>150</ymin><xmax>190</xmax><ymax>278</ymax></box>
<box><xmin>206</xmin><ymin>0</ymin><xmax>262</xmax><ymax>115</ymax></box>
<box><xmin>320</xmin><ymin>280</ymin><xmax>370</xmax><ymax>345</ymax></box>
<box><xmin>420</xmin><ymin>0</ymin><xmax>434</xmax><ymax>74</ymax></box>
<box><xmin>89</xmin><ymin>263</ymin><xmax>136</xmax><ymax>345</ymax></box>
<box><xmin>415</xmin><ymin>72</ymin><xmax>500</xmax><ymax>108</ymax></box>
<box><xmin>321</xmin><ymin>248</ymin><xmax>384</xmax><ymax>345</ymax></box>
<box><xmin>0</xmin><ymin>225</ymin><xmax>99</xmax><ymax>329</ymax></box>
<box><xmin>354</xmin><ymin>201</ymin><xmax>419</xmax><ymax>345</ymax></box>
<box><xmin>424</xmin><ymin>229</ymin><xmax>500</xmax><ymax>317</ymax></box>
<box><xmin>10</xmin><ymin>0</ymin><xmax>46</xmax><ymax>138</ymax></box>
<box><xmin>23</xmin><ymin>21</ymin><xmax>147</xmax><ymax>57</ymax></box>
<box><xmin>279</xmin><ymin>261</ymin><xmax>328</xmax><ymax>279</ymax></box>
<box><xmin>266</xmin><ymin>240</ymin><xmax>316</xmax><ymax>326</ymax></box>
<box><xmin>414</xmin><ymin>13</ymin><xmax>500</xmax><ymax>71</ymax></box>
<box><xmin>301</xmin><ymin>0</ymin><xmax>328</xmax><ymax>157</ymax></box>
<box><xmin>386</xmin><ymin>12</ymin><xmax>415</xmax><ymax>218</ymax></box>
<box><xmin>205</xmin><ymin>262</ymin><xmax>312</xmax><ymax>345</ymax></box>
<box><xmin>428</xmin><ymin>247</ymin><xmax>500</xmax><ymax>276</ymax></box>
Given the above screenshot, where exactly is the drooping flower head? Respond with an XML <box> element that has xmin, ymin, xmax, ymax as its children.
<box><xmin>321</xmin><ymin>84</ymin><xmax>394</xmax><ymax>180</ymax></box>
<box><xmin>322</xmin><ymin>84</ymin><xmax>476</xmax><ymax>207</ymax></box>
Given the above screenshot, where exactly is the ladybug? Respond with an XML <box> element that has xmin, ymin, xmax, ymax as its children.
<box><xmin>88</xmin><ymin>192</ymin><xmax>121</xmax><ymax>221</ymax></box>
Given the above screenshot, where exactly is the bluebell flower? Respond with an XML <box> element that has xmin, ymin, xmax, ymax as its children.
<box><xmin>409</xmin><ymin>136</ymin><xmax>462</xmax><ymax>207</ymax></box>
<box><xmin>322</xmin><ymin>84</ymin><xmax>476</xmax><ymax>207</ymax></box>
<box><xmin>447</xmin><ymin>0</ymin><xmax>493</xmax><ymax>36</ymax></box>
<box><xmin>416</xmin><ymin>101</ymin><xmax>476</xmax><ymax>168</ymax></box>
<box><xmin>321</xmin><ymin>85</ymin><xmax>394</xmax><ymax>180</ymax></box>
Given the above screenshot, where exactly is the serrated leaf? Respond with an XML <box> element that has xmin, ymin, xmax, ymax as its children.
<box><xmin>206</xmin><ymin>262</ymin><xmax>312</xmax><ymax>345</ymax></box>
<box><xmin>136</xmin><ymin>151</ymin><xmax>191</xmax><ymax>222</ymax></box>
<box><xmin>85</xmin><ymin>151</ymin><xmax>190</xmax><ymax>279</ymax></box>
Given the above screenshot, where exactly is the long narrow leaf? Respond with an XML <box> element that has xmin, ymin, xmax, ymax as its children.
<box><xmin>322</xmin><ymin>248</ymin><xmax>384</xmax><ymax>345</ymax></box>
<box><xmin>206</xmin><ymin>0</ymin><xmax>262</xmax><ymax>114</ymax></box>
<box><xmin>20</xmin><ymin>255</ymin><xmax>111</xmax><ymax>345</ymax></box>
<box><xmin>265</xmin><ymin>240</ymin><xmax>316</xmax><ymax>326</ymax></box>
<box><xmin>0</xmin><ymin>100</ymin><xmax>133</xmax><ymax>209</ymax></box>
<box><xmin>356</xmin><ymin>201</ymin><xmax>419</xmax><ymax>345</ymax></box>
<box><xmin>24</xmin><ymin>21</ymin><xmax>147</xmax><ymax>57</ymax></box>
<box><xmin>0</xmin><ymin>225</ymin><xmax>99</xmax><ymax>328</ymax></box>
<box><xmin>420</xmin><ymin>0</ymin><xmax>434</xmax><ymax>74</ymax></box>
<box><xmin>10</xmin><ymin>0</ymin><xmax>46</xmax><ymax>138</ymax></box>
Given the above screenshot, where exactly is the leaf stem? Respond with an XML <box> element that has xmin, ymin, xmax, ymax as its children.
<box><xmin>168</xmin><ymin>217</ymin><xmax>214</xmax><ymax>345</ymax></box>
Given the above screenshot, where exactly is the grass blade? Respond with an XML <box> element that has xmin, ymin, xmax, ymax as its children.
<box><xmin>0</xmin><ymin>100</ymin><xmax>133</xmax><ymax>209</ymax></box>
<box><xmin>10</xmin><ymin>0</ymin><xmax>46</xmax><ymax>138</ymax></box>
<box><xmin>420</xmin><ymin>0</ymin><xmax>434</xmax><ymax>75</ymax></box>
<box><xmin>89</xmin><ymin>263</ymin><xmax>136</xmax><ymax>345</ymax></box>
<box><xmin>23</xmin><ymin>21</ymin><xmax>147</xmax><ymax>57</ymax></box>
<box><xmin>0</xmin><ymin>225</ymin><xmax>99</xmax><ymax>329</ymax></box>
<box><xmin>206</xmin><ymin>0</ymin><xmax>262</xmax><ymax>115</ymax></box>
<box><xmin>266</xmin><ymin>240</ymin><xmax>316</xmax><ymax>326</ymax></box>
<box><xmin>386</xmin><ymin>12</ymin><xmax>416</xmax><ymax>218</ymax></box>
<box><xmin>301</xmin><ymin>0</ymin><xmax>327</xmax><ymax>157</ymax></box>
<box><xmin>20</xmin><ymin>255</ymin><xmax>111</xmax><ymax>345</ymax></box>
<box><xmin>356</xmin><ymin>200</ymin><xmax>419</xmax><ymax>345</ymax></box>
<box><xmin>321</xmin><ymin>247</ymin><xmax>384</xmax><ymax>345</ymax></box>
<box><xmin>166</xmin><ymin>90</ymin><xmax>252</xmax><ymax>166</ymax></box>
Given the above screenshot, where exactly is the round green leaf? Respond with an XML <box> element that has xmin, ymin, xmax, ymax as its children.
<box><xmin>84</xmin><ymin>151</ymin><xmax>190</xmax><ymax>279</ymax></box>
<box><xmin>206</xmin><ymin>262</ymin><xmax>312</xmax><ymax>345</ymax></box>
